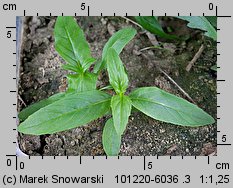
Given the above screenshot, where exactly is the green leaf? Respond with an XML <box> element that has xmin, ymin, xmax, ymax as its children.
<box><xmin>18</xmin><ymin>90</ymin><xmax>111</xmax><ymax>135</ymax></box>
<box><xmin>134</xmin><ymin>16</ymin><xmax>178</xmax><ymax>40</ymax></box>
<box><xmin>102</xmin><ymin>118</ymin><xmax>121</xmax><ymax>156</ymax></box>
<box><xmin>205</xmin><ymin>16</ymin><xmax>217</xmax><ymax>28</ymax></box>
<box><xmin>94</xmin><ymin>27</ymin><xmax>136</xmax><ymax>73</ymax></box>
<box><xmin>67</xmin><ymin>72</ymin><xmax>97</xmax><ymax>93</ymax></box>
<box><xmin>54</xmin><ymin>16</ymin><xmax>95</xmax><ymax>72</ymax></box>
<box><xmin>176</xmin><ymin>16</ymin><xmax>217</xmax><ymax>41</ymax></box>
<box><xmin>106</xmin><ymin>48</ymin><xmax>129</xmax><ymax>94</ymax></box>
<box><xmin>19</xmin><ymin>93</ymin><xmax>66</xmax><ymax>121</ymax></box>
<box><xmin>129</xmin><ymin>87</ymin><xmax>215</xmax><ymax>126</ymax></box>
<box><xmin>211</xmin><ymin>65</ymin><xmax>217</xmax><ymax>71</ymax></box>
<box><xmin>111</xmin><ymin>95</ymin><xmax>131</xmax><ymax>135</ymax></box>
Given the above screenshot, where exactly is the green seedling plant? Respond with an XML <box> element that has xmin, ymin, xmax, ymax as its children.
<box><xmin>18</xmin><ymin>16</ymin><xmax>136</xmax><ymax>121</ymax></box>
<box><xmin>18</xmin><ymin>16</ymin><xmax>215</xmax><ymax>156</ymax></box>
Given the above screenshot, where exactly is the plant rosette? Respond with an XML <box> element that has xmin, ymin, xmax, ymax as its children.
<box><xmin>18</xmin><ymin>16</ymin><xmax>215</xmax><ymax>156</ymax></box>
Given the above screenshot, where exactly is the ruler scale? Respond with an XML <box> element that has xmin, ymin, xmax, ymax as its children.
<box><xmin>0</xmin><ymin>0</ymin><xmax>232</xmax><ymax>187</ymax></box>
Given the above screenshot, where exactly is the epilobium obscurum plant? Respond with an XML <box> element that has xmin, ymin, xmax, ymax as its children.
<box><xmin>18</xmin><ymin>16</ymin><xmax>136</xmax><ymax>121</ymax></box>
<box><xmin>18</xmin><ymin>16</ymin><xmax>215</xmax><ymax>156</ymax></box>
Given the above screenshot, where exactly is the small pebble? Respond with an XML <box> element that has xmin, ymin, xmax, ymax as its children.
<box><xmin>70</xmin><ymin>141</ymin><xmax>76</xmax><ymax>146</ymax></box>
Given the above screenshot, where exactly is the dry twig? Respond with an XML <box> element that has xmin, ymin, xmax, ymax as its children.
<box><xmin>186</xmin><ymin>44</ymin><xmax>205</xmax><ymax>72</ymax></box>
<box><xmin>141</xmin><ymin>52</ymin><xmax>196</xmax><ymax>104</ymax></box>
<box><xmin>139</xmin><ymin>46</ymin><xmax>163</xmax><ymax>52</ymax></box>
<box><xmin>18</xmin><ymin>95</ymin><xmax>27</xmax><ymax>107</ymax></box>
<box><xmin>120</xmin><ymin>16</ymin><xmax>143</xmax><ymax>29</ymax></box>
<box><xmin>145</xmin><ymin>32</ymin><xmax>159</xmax><ymax>46</ymax></box>
<box><xmin>158</xmin><ymin>67</ymin><xmax>196</xmax><ymax>104</ymax></box>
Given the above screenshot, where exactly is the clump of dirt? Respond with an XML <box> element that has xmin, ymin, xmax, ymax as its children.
<box><xmin>18</xmin><ymin>16</ymin><xmax>217</xmax><ymax>156</ymax></box>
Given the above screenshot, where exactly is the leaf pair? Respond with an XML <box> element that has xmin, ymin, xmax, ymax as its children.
<box><xmin>106</xmin><ymin>48</ymin><xmax>132</xmax><ymax>135</ymax></box>
<box><xmin>102</xmin><ymin>48</ymin><xmax>132</xmax><ymax>155</ymax></box>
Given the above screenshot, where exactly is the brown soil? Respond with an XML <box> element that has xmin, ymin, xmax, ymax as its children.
<box><xmin>18</xmin><ymin>16</ymin><xmax>217</xmax><ymax>156</ymax></box>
